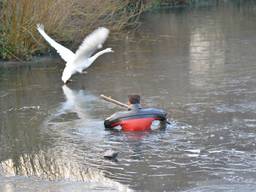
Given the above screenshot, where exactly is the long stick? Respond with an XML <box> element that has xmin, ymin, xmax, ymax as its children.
<box><xmin>100</xmin><ymin>94</ymin><xmax>129</xmax><ymax>108</ymax></box>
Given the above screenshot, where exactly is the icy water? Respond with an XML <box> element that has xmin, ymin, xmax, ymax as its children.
<box><xmin>1</xmin><ymin>2</ymin><xmax>256</xmax><ymax>192</ymax></box>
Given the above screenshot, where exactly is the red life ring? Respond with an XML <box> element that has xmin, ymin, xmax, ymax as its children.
<box><xmin>104</xmin><ymin>107</ymin><xmax>167</xmax><ymax>131</ymax></box>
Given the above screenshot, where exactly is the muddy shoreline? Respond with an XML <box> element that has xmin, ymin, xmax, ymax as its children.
<box><xmin>0</xmin><ymin>56</ymin><xmax>61</xmax><ymax>68</ymax></box>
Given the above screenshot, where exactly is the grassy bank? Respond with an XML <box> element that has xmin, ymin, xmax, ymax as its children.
<box><xmin>0</xmin><ymin>0</ymin><xmax>211</xmax><ymax>61</ymax></box>
<box><xmin>0</xmin><ymin>0</ymin><xmax>152</xmax><ymax>60</ymax></box>
<box><xmin>0</xmin><ymin>0</ymin><xmax>74</xmax><ymax>60</ymax></box>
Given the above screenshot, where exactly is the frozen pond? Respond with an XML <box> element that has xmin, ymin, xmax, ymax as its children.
<box><xmin>1</xmin><ymin>1</ymin><xmax>256</xmax><ymax>191</ymax></box>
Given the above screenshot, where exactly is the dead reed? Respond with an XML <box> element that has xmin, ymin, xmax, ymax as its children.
<box><xmin>0</xmin><ymin>0</ymin><xmax>150</xmax><ymax>60</ymax></box>
<box><xmin>1</xmin><ymin>0</ymin><xmax>73</xmax><ymax>60</ymax></box>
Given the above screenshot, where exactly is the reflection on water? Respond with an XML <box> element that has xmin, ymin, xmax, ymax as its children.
<box><xmin>0</xmin><ymin>85</ymin><xmax>132</xmax><ymax>191</ymax></box>
<box><xmin>0</xmin><ymin>152</ymin><xmax>132</xmax><ymax>192</ymax></box>
<box><xmin>189</xmin><ymin>26</ymin><xmax>225</xmax><ymax>88</ymax></box>
<box><xmin>49</xmin><ymin>85</ymin><xmax>94</xmax><ymax>121</ymax></box>
<box><xmin>1</xmin><ymin>151</ymin><xmax>101</xmax><ymax>181</ymax></box>
<box><xmin>1</xmin><ymin>1</ymin><xmax>256</xmax><ymax>192</ymax></box>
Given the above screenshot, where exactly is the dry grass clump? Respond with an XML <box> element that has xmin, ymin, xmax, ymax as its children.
<box><xmin>0</xmin><ymin>0</ymin><xmax>73</xmax><ymax>60</ymax></box>
<box><xmin>74</xmin><ymin>0</ymin><xmax>149</xmax><ymax>30</ymax></box>
<box><xmin>53</xmin><ymin>0</ymin><xmax>151</xmax><ymax>44</ymax></box>
<box><xmin>0</xmin><ymin>0</ymin><xmax>150</xmax><ymax>60</ymax></box>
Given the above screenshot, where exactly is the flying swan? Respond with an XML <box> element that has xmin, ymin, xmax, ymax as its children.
<box><xmin>37</xmin><ymin>24</ymin><xmax>113</xmax><ymax>83</ymax></box>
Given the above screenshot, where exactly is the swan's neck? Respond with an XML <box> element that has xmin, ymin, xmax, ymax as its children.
<box><xmin>89</xmin><ymin>49</ymin><xmax>110</xmax><ymax>63</ymax></box>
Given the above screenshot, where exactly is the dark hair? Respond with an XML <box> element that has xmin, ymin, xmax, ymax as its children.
<box><xmin>128</xmin><ymin>95</ymin><xmax>140</xmax><ymax>104</ymax></box>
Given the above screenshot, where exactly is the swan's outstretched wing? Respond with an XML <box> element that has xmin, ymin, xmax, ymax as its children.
<box><xmin>73</xmin><ymin>27</ymin><xmax>109</xmax><ymax>64</ymax></box>
<box><xmin>37</xmin><ymin>24</ymin><xmax>75</xmax><ymax>63</ymax></box>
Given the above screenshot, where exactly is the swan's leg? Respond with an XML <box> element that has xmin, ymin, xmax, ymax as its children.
<box><xmin>65</xmin><ymin>79</ymin><xmax>73</xmax><ymax>84</ymax></box>
<box><xmin>77</xmin><ymin>69</ymin><xmax>87</xmax><ymax>74</ymax></box>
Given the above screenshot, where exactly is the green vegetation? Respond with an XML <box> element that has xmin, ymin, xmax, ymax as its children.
<box><xmin>0</xmin><ymin>0</ymin><xmax>218</xmax><ymax>60</ymax></box>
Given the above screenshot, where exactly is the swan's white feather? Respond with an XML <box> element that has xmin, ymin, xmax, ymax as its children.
<box><xmin>72</xmin><ymin>27</ymin><xmax>109</xmax><ymax>65</ymax></box>
<box><xmin>36</xmin><ymin>24</ymin><xmax>75</xmax><ymax>63</ymax></box>
<box><xmin>36</xmin><ymin>24</ymin><xmax>112</xmax><ymax>83</ymax></box>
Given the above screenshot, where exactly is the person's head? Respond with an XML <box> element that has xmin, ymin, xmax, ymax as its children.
<box><xmin>128</xmin><ymin>95</ymin><xmax>141</xmax><ymax>105</ymax></box>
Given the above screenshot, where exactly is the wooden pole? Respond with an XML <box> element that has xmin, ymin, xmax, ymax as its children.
<box><xmin>100</xmin><ymin>94</ymin><xmax>129</xmax><ymax>108</ymax></box>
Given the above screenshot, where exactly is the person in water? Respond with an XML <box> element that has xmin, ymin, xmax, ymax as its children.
<box><xmin>104</xmin><ymin>95</ymin><xmax>167</xmax><ymax>131</ymax></box>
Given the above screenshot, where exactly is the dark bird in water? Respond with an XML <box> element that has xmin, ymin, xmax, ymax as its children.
<box><xmin>104</xmin><ymin>150</ymin><xmax>118</xmax><ymax>161</ymax></box>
